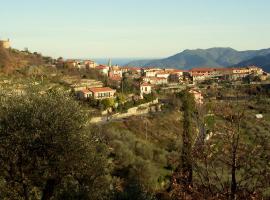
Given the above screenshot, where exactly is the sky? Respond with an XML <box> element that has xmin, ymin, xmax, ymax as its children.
<box><xmin>1</xmin><ymin>0</ymin><xmax>270</xmax><ymax>59</ymax></box>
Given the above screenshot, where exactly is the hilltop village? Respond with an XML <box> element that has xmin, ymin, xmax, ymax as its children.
<box><xmin>29</xmin><ymin>57</ymin><xmax>265</xmax><ymax>122</ymax></box>
<box><xmin>58</xmin><ymin>59</ymin><xmax>267</xmax><ymax>96</ymax></box>
<box><xmin>0</xmin><ymin>41</ymin><xmax>269</xmax><ymax>122</ymax></box>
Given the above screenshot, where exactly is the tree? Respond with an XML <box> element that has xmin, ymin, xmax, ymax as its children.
<box><xmin>101</xmin><ymin>98</ymin><xmax>115</xmax><ymax>110</ymax></box>
<box><xmin>170</xmin><ymin>89</ymin><xmax>196</xmax><ymax>198</ymax></box>
<box><xmin>194</xmin><ymin>99</ymin><xmax>270</xmax><ymax>199</ymax></box>
<box><xmin>0</xmin><ymin>88</ymin><xmax>112</xmax><ymax>200</ymax></box>
<box><xmin>116</xmin><ymin>93</ymin><xmax>127</xmax><ymax>105</ymax></box>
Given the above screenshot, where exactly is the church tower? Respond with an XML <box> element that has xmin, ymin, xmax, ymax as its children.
<box><xmin>108</xmin><ymin>58</ymin><xmax>112</xmax><ymax>68</ymax></box>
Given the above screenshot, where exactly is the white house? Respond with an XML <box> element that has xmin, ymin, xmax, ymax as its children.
<box><xmin>95</xmin><ymin>65</ymin><xmax>110</xmax><ymax>76</ymax></box>
<box><xmin>140</xmin><ymin>82</ymin><xmax>152</xmax><ymax>95</ymax></box>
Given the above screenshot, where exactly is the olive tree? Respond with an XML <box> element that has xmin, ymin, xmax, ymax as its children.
<box><xmin>0</xmin><ymin>88</ymin><xmax>112</xmax><ymax>200</ymax></box>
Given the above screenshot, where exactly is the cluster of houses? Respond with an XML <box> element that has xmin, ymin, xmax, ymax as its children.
<box><xmin>57</xmin><ymin>59</ymin><xmax>98</xmax><ymax>69</ymax></box>
<box><xmin>57</xmin><ymin>59</ymin><xmax>268</xmax><ymax>104</ymax></box>
<box><xmin>61</xmin><ymin>76</ymin><xmax>116</xmax><ymax>100</ymax></box>
<box><xmin>189</xmin><ymin>66</ymin><xmax>265</xmax><ymax>81</ymax></box>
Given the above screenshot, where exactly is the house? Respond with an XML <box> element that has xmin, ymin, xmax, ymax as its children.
<box><xmin>65</xmin><ymin>60</ymin><xmax>78</xmax><ymax>68</ymax></box>
<box><xmin>108</xmin><ymin>75</ymin><xmax>122</xmax><ymax>88</ymax></box>
<box><xmin>78</xmin><ymin>87</ymin><xmax>116</xmax><ymax>100</ymax></box>
<box><xmin>109</xmin><ymin>68</ymin><xmax>122</xmax><ymax>78</ymax></box>
<box><xmin>156</xmin><ymin>72</ymin><xmax>170</xmax><ymax>79</ymax></box>
<box><xmin>77</xmin><ymin>89</ymin><xmax>93</xmax><ymax>99</ymax></box>
<box><xmin>120</xmin><ymin>67</ymin><xmax>142</xmax><ymax>75</ymax></box>
<box><xmin>145</xmin><ymin>71</ymin><xmax>158</xmax><ymax>77</ymax></box>
<box><xmin>140</xmin><ymin>82</ymin><xmax>152</xmax><ymax>95</ymax></box>
<box><xmin>84</xmin><ymin>60</ymin><xmax>97</xmax><ymax>69</ymax></box>
<box><xmin>70</xmin><ymin>79</ymin><xmax>103</xmax><ymax>92</ymax></box>
<box><xmin>189</xmin><ymin>89</ymin><xmax>204</xmax><ymax>105</ymax></box>
<box><xmin>189</xmin><ymin>67</ymin><xmax>236</xmax><ymax>80</ymax></box>
<box><xmin>95</xmin><ymin>65</ymin><xmax>110</xmax><ymax>76</ymax></box>
<box><xmin>259</xmin><ymin>73</ymin><xmax>269</xmax><ymax>81</ymax></box>
<box><xmin>232</xmin><ymin>68</ymin><xmax>250</xmax><ymax>74</ymax></box>
<box><xmin>88</xmin><ymin>87</ymin><xmax>116</xmax><ymax>99</ymax></box>
<box><xmin>247</xmin><ymin>66</ymin><xmax>263</xmax><ymax>75</ymax></box>
<box><xmin>142</xmin><ymin>72</ymin><xmax>168</xmax><ymax>85</ymax></box>
<box><xmin>169</xmin><ymin>70</ymin><xmax>186</xmax><ymax>82</ymax></box>
<box><xmin>149</xmin><ymin>77</ymin><xmax>168</xmax><ymax>85</ymax></box>
<box><xmin>191</xmin><ymin>73</ymin><xmax>207</xmax><ymax>81</ymax></box>
<box><xmin>130</xmin><ymin>67</ymin><xmax>142</xmax><ymax>74</ymax></box>
<box><xmin>213</xmin><ymin>68</ymin><xmax>233</xmax><ymax>77</ymax></box>
<box><xmin>142</xmin><ymin>67</ymin><xmax>163</xmax><ymax>76</ymax></box>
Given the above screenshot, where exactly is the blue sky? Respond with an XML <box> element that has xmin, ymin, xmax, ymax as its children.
<box><xmin>1</xmin><ymin>0</ymin><xmax>270</xmax><ymax>58</ymax></box>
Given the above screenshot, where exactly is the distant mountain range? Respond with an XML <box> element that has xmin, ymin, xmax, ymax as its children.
<box><xmin>126</xmin><ymin>47</ymin><xmax>270</xmax><ymax>72</ymax></box>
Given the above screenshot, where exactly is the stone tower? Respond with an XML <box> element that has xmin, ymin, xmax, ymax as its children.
<box><xmin>0</xmin><ymin>39</ymin><xmax>11</xmax><ymax>49</ymax></box>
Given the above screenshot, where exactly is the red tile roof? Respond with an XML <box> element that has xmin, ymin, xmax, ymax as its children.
<box><xmin>214</xmin><ymin>68</ymin><xmax>233</xmax><ymax>71</ymax></box>
<box><xmin>95</xmin><ymin>65</ymin><xmax>109</xmax><ymax>70</ymax></box>
<box><xmin>81</xmin><ymin>89</ymin><xmax>92</xmax><ymax>94</ymax></box>
<box><xmin>88</xmin><ymin>87</ymin><xmax>115</xmax><ymax>93</ymax></box>
<box><xmin>192</xmin><ymin>73</ymin><xmax>205</xmax><ymax>77</ymax></box>
<box><xmin>190</xmin><ymin>68</ymin><xmax>215</xmax><ymax>72</ymax></box>
<box><xmin>141</xmin><ymin>82</ymin><xmax>152</xmax><ymax>87</ymax></box>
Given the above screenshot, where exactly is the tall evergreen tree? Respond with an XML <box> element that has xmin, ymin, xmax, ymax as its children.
<box><xmin>170</xmin><ymin>89</ymin><xmax>196</xmax><ymax>199</ymax></box>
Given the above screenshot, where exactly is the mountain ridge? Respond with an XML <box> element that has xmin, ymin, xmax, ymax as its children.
<box><xmin>126</xmin><ymin>47</ymin><xmax>270</xmax><ymax>70</ymax></box>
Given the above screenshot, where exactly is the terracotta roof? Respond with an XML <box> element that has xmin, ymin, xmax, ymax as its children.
<box><xmin>84</xmin><ymin>60</ymin><xmax>95</xmax><ymax>64</ymax></box>
<box><xmin>214</xmin><ymin>68</ymin><xmax>233</xmax><ymax>71</ymax></box>
<box><xmin>173</xmin><ymin>69</ymin><xmax>187</xmax><ymax>72</ymax></box>
<box><xmin>88</xmin><ymin>87</ymin><xmax>115</xmax><ymax>93</ymax></box>
<box><xmin>81</xmin><ymin>89</ymin><xmax>92</xmax><ymax>94</ymax></box>
<box><xmin>191</xmin><ymin>73</ymin><xmax>205</xmax><ymax>77</ymax></box>
<box><xmin>141</xmin><ymin>82</ymin><xmax>152</xmax><ymax>87</ymax></box>
<box><xmin>95</xmin><ymin>65</ymin><xmax>109</xmax><ymax>69</ymax></box>
<box><xmin>190</xmin><ymin>68</ymin><xmax>215</xmax><ymax>72</ymax></box>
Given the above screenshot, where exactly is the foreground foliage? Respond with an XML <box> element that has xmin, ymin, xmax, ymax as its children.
<box><xmin>0</xmin><ymin>88</ymin><xmax>112</xmax><ymax>200</ymax></box>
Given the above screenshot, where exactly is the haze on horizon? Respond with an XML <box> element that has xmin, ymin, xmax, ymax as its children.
<box><xmin>1</xmin><ymin>0</ymin><xmax>270</xmax><ymax>59</ymax></box>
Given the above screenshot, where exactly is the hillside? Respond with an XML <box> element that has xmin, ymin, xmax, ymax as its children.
<box><xmin>236</xmin><ymin>53</ymin><xmax>270</xmax><ymax>72</ymax></box>
<box><xmin>126</xmin><ymin>47</ymin><xmax>270</xmax><ymax>69</ymax></box>
<box><xmin>0</xmin><ymin>46</ymin><xmax>52</xmax><ymax>73</ymax></box>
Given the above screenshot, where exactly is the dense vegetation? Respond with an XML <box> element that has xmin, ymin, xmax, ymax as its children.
<box><xmin>0</xmin><ymin>88</ymin><xmax>112</xmax><ymax>200</ymax></box>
